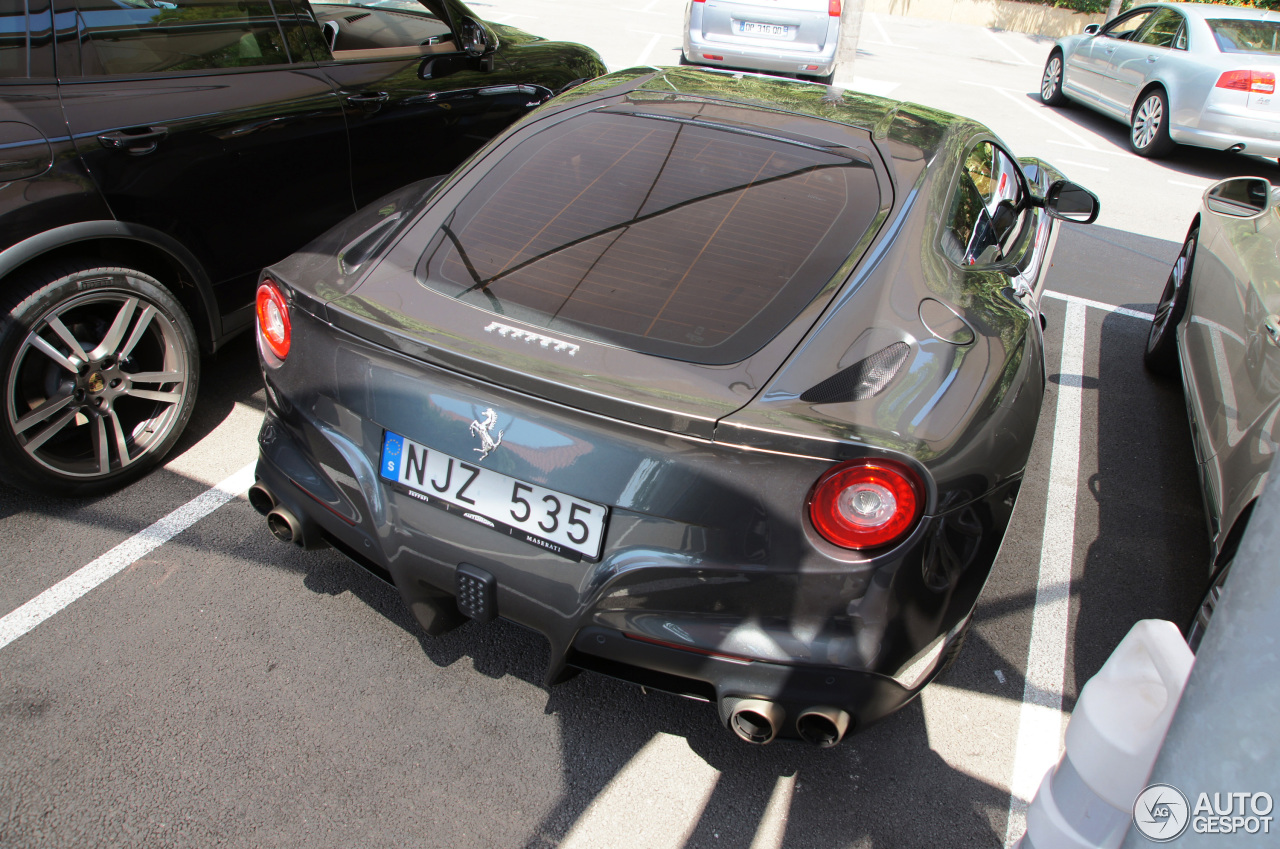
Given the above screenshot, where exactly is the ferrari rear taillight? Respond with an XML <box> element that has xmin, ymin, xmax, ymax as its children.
<box><xmin>256</xmin><ymin>279</ymin><xmax>291</xmax><ymax>361</ymax></box>
<box><xmin>808</xmin><ymin>459</ymin><xmax>923</xmax><ymax>550</ymax></box>
<box><xmin>1216</xmin><ymin>69</ymin><xmax>1276</xmax><ymax>94</ymax></box>
<box><xmin>829</xmin><ymin>0</ymin><xmax>842</xmax><ymax>15</ymax></box>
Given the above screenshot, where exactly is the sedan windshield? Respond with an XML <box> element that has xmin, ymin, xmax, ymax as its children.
<box><xmin>414</xmin><ymin>108</ymin><xmax>882</xmax><ymax>364</ymax></box>
<box><xmin>1208</xmin><ymin>19</ymin><xmax>1280</xmax><ymax>55</ymax></box>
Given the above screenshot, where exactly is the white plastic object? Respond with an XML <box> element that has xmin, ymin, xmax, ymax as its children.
<box><xmin>1018</xmin><ymin>619</ymin><xmax>1195</xmax><ymax>849</ymax></box>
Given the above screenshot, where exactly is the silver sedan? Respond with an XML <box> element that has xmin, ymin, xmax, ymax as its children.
<box><xmin>1040</xmin><ymin>2</ymin><xmax>1280</xmax><ymax>158</ymax></box>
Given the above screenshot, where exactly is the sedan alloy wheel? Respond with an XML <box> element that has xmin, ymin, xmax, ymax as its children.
<box><xmin>1131</xmin><ymin>89</ymin><xmax>1175</xmax><ymax>157</ymax></box>
<box><xmin>1040</xmin><ymin>51</ymin><xmax>1067</xmax><ymax>106</ymax></box>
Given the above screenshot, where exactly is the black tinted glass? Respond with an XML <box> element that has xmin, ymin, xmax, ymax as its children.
<box><xmin>415</xmin><ymin>111</ymin><xmax>881</xmax><ymax>364</ymax></box>
<box><xmin>1</xmin><ymin>1</ymin><xmax>27</xmax><ymax>77</ymax></box>
<box><xmin>1208</xmin><ymin>19</ymin><xmax>1280</xmax><ymax>55</ymax></box>
<box><xmin>73</xmin><ymin>0</ymin><xmax>292</xmax><ymax>75</ymax></box>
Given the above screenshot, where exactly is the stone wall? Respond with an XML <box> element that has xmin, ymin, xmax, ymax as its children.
<box><xmin>867</xmin><ymin>0</ymin><xmax>1105</xmax><ymax>39</ymax></box>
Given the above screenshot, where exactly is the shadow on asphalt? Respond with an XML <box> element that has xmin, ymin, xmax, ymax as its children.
<box><xmin>1018</xmin><ymin>91</ymin><xmax>1280</xmax><ymax>180</ymax></box>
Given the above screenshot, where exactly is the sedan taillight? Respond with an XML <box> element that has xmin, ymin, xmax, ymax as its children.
<box><xmin>1216</xmin><ymin>69</ymin><xmax>1276</xmax><ymax>94</ymax></box>
<box><xmin>829</xmin><ymin>0</ymin><xmax>842</xmax><ymax>15</ymax></box>
<box><xmin>256</xmin><ymin>279</ymin><xmax>291</xmax><ymax>361</ymax></box>
<box><xmin>808</xmin><ymin>459</ymin><xmax>923</xmax><ymax>550</ymax></box>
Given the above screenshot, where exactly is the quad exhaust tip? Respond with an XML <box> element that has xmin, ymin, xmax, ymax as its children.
<box><xmin>248</xmin><ymin>483</ymin><xmax>276</xmax><ymax>516</ymax></box>
<box><xmin>266</xmin><ymin>506</ymin><xmax>307</xmax><ymax>548</ymax></box>
<box><xmin>729</xmin><ymin>699</ymin><xmax>785</xmax><ymax>745</ymax></box>
<box><xmin>796</xmin><ymin>706</ymin><xmax>852</xmax><ymax>748</ymax></box>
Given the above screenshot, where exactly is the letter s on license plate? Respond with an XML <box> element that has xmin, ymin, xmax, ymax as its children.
<box><xmin>380</xmin><ymin>431</ymin><xmax>607</xmax><ymax>561</ymax></box>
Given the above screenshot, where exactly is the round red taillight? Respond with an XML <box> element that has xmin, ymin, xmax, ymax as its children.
<box><xmin>808</xmin><ymin>459</ymin><xmax>923</xmax><ymax>550</ymax></box>
<box><xmin>256</xmin><ymin>280</ymin><xmax>291</xmax><ymax>361</ymax></box>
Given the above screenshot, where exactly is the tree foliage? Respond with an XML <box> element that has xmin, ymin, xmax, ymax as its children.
<box><xmin>1030</xmin><ymin>0</ymin><xmax>1280</xmax><ymax>14</ymax></box>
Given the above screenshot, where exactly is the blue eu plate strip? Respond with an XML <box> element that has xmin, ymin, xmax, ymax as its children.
<box><xmin>381</xmin><ymin>431</ymin><xmax>404</xmax><ymax>480</ymax></box>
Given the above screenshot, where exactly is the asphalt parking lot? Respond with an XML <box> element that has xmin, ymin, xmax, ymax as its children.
<box><xmin>2</xmin><ymin>5</ymin><xmax>1272</xmax><ymax>847</ymax></box>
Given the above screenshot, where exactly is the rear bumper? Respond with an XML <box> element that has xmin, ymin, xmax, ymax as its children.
<box><xmin>683</xmin><ymin>15</ymin><xmax>838</xmax><ymax>76</ymax></box>
<box><xmin>1175</xmin><ymin>105</ymin><xmax>1280</xmax><ymax>157</ymax></box>
<box><xmin>254</xmin><ymin>388</ymin><xmax>1021</xmax><ymax>737</ymax></box>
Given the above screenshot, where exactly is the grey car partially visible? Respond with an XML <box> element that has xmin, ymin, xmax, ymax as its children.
<box><xmin>1040</xmin><ymin>2</ymin><xmax>1280</xmax><ymax>158</ymax></box>
<box><xmin>682</xmin><ymin>0</ymin><xmax>841</xmax><ymax>84</ymax></box>
<box><xmin>1144</xmin><ymin>176</ymin><xmax>1280</xmax><ymax>649</ymax></box>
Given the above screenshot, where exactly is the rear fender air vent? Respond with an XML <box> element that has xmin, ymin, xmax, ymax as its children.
<box><xmin>800</xmin><ymin>341</ymin><xmax>910</xmax><ymax>404</ymax></box>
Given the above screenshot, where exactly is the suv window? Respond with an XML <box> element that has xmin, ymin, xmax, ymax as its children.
<box><xmin>412</xmin><ymin>110</ymin><xmax>883</xmax><ymax>365</ymax></box>
<box><xmin>72</xmin><ymin>0</ymin><xmax>294</xmax><ymax>75</ymax></box>
<box><xmin>942</xmin><ymin>141</ymin><xmax>1026</xmax><ymax>267</ymax></box>
<box><xmin>3</xmin><ymin>0</ymin><xmax>54</xmax><ymax>78</ymax></box>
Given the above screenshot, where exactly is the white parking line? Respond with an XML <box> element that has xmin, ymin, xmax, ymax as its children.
<box><xmin>994</xmin><ymin>88</ymin><xmax>1098</xmax><ymax>150</ymax></box>
<box><xmin>0</xmin><ymin>462</ymin><xmax>256</xmax><ymax>651</ymax></box>
<box><xmin>1045</xmin><ymin>139</ymin><xmax>1133</xmax><ymax>158</ymax></box>
<box><xmin>635</xmin><ymin>33</ymin><xmax>664</xmax><ymax>66</ymax></box>
<box><xmin>1003</xmin><ymin>299</ymin><xmax>1087</xmax><ymax>847</ymax></box>
<box><xmin>1051</xmin><ymin>159</ymin><xmax>1110</xmax><ymax>172</ymax></box>
<box><xmin>984</xmin><ymin>28</ymin><xmax>1035</xmax><ymax>66</ymax></box>
<box><xmin>1043</xmin><ymin>290</ymin><xmax>1154</xmax><ymax>322</ymax></box>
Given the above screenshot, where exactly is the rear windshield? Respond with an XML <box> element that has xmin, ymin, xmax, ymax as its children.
<box><xmin>1207</xmin><ymin>19</ymin><xmax>1280</xmax><ymax>55</ymax></box>
<box><xmin>414</xmin><ymin>109</ymin><xmax>881</xmax><ymax>365</ymax></box>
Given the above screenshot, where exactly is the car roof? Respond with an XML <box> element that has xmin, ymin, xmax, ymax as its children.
<box><xmin>599</xmin><ymin>66</ymin><xmax>979</xmax><ymax>167</ymax></box>
<box><xmin>1147</xmin><ymin>2</ymin><xmax>1280</xmax><ymax>23</ymax></box>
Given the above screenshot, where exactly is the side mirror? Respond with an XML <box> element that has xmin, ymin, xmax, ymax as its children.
<box><xmin>459</xmin><ymin>18</ymin><xmax>492</xmax><ymax>58</ymax></box>
<box><xmin>1083</xmin><ymin>23</ymin><xmax>1100</xmax><ymax>35</ymax></box>
<box><xmin>1043</xmin><ymin>179</ymin><xmax>1100</xmax><ymax>224</ymax></box>
<box><xmin>1205</xmin><ymin>177</ymin><xmax>1272</xmax><ymax>218</ymax></box>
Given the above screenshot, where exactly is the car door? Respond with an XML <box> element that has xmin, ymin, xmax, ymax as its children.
<box><xmin>1070</xmin><ymin>7</ymin><xmax>1156</xmax><ymax>114</ymax></box>
<box><xmin>1096</xmin><ymin>7</ymin><xmax>1184</xmax><ymax>113</ymax></box>
<box><xmin>3</xmin><ymin>0</ymin><xmax>115</xmax><ymax>246</ymax></box>
<box><xmin>1180</xmin><ymin>180</ymin><xmax>1280</xmax><ymax>539</ymax></box>
<box><xmin>55</xmin><ymin>0</ymin><xmax>355</xmax><ymax>333</ymax></box>
<box><xmin>303</xmin><ymin>0</ymin><xmax>552</xmax><ymax>209</ymax></box>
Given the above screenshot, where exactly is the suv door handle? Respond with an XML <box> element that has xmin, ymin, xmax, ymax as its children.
<box><xmin>345</xmin><ymin>91</ymin><xmax>389</xmax><ymax>111</ymax></box>
<box><xmin>97</xmin><ymin>126</ymin><xmax>168</xmax><ymax>155</ymax></box>
<box><xmin>1265</xmin><ymin>314</ymin><xmax>1280</xmax><ymax>347</ymax></box>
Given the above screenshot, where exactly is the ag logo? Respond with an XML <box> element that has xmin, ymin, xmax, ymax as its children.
<box><xmin>1134</xmin><ymin>783</ymin><xmax>1191</xmax><ymax>842</ymax></box>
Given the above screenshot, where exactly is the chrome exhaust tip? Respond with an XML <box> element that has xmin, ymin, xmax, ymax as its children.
<box><xmin>728</xmin><ymin>699</ymin><xmax>784</xmax><ymax>745</ymax></box>
<box><xmin>248</xmin><ymin>483</ymin><xmax>276</xmax><ymax>516</ymax></box>
<box><xmin>1226</xmin><ymin>142</ymin><xmax>1246</xmax><ymax>153</ymax></box>
<box><xmin>796</xmin><ymin>706</ymin><xmax>851</xmax><ymax>748</ymax></box>
<box><xmin>266</xmin><ymin>507</ymin><xmax>304</xmax><ymax>547</ymax></box>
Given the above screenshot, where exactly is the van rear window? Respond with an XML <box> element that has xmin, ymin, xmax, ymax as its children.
<box><xmin>415</xmin><ymin>109</ymin><xmax>881</xmax><ymax>364</ymax></box>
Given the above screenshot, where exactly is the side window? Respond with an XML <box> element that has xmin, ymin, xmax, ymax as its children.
<box><xmin>2</xmin><ymin>0</ymin><xmax>54</xmax><ymax>79</ymax></box>
<box><xmin>1136</xmin><ymin>9</ymin><xmax>1184</xmax><ymax>49</ymax></box>
<box><xmin>1</xmin><ymin>1</ymin><xmax>26</xmax><ymax>78</ymax></box>
<box><xmin>72</xmin><ymin>0</ymin><xmax>295</xmax><ymax>75</ymax></box>
<box><xmin>1101</xmin><ymin>10</ymin><xmax>1153</xmax><ymax>40</ymax></box>
<box><xmin>942</xmin><ymin>142</ymin><xmax>1027</xmax><ymax>268</ymax></box>
<box><xmin>309</xmin><ymin>0</ymin><xmax>455</xmax><ymax>58</ymax></box>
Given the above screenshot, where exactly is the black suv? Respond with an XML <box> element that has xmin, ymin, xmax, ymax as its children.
<box><xmin>0</xmin><ymin>0</ymin><xmax>603</xmax><ymax>495</ymax></box>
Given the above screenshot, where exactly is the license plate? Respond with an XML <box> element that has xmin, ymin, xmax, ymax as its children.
<box><xmin>735</xmin><ymin>20</ymin><xmax>792</xmax><ymax>38</ymax></box>
<box><xmin>380</xmin><ymin>431</ymin><xmax>607</xmax><ymax>561</ymax></box>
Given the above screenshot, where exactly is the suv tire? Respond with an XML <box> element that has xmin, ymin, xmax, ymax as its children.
<box><xmin>0</xmin><ymin>261</ymin><xmax>200</xmax><ymax>496</ymax></box>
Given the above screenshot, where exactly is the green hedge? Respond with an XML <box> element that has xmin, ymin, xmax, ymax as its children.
<box><xmin>1031</xmin><ymin>0</ymin><xmax>1280</xmax><ymax>14</ymax></box>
